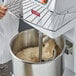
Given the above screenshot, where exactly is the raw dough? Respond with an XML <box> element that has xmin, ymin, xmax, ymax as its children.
<box><xmin>16</xmin><ymin>38</ymin><xmax>56</xmax><ymax>62</ymax></box>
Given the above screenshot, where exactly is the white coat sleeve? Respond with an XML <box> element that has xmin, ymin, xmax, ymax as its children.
<box><xmin>0</xmin><ymin>17</ymin><xmax>5</xmax><ymax>36</ymax></box>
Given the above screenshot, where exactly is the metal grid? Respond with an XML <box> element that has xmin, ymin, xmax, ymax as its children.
<box><xmin>5</xmin><ymin>0</ymin><xmax>76</xmax><ymax>32</ymax></box>
<box><xmin>5</xmin><ymin>0</ymin><xmax>22</xmax><ymax>16</ymax></box>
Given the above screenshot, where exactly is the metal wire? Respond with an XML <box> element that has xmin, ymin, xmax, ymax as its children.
<box><xmin>39</xmin><ymin>31</ymin><xmax>43</xmax><ymax>62</ymax></box>
<box><xmin>5</xmin><ymin>0</ymin><xmax>76</xmax><ymax>32</ymax></box>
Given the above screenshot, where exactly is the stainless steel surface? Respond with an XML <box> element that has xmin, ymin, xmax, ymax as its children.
<box><xmin>10</xmin><ymin>29</ymin><xmax>65</xmax><ymax>76</ymax></box>
<box><xmin>63</xmin><ymin>67</ymin><xmax>75</xmax><ymax>76</ymax></box>
<box><xmin>39</xmin><ymin>31</ymin><xmax>43</xmax><ymax>62</ymax></box>
<box><xmin>4</xmin><ymin>0</ymin><xmax>76</xmax><ymax>33</ymax></box>
<box><xmin>12</xmin><ymin>68</ymin><xmax>75</xmax><ymax>76</ymax></box>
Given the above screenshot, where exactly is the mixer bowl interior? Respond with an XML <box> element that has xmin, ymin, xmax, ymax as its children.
<box><xmin>10</xmin><ymin>29</ymin><xmax>64</xmax><ymax>64</ymax></box>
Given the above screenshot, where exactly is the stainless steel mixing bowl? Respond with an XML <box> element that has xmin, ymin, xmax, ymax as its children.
<box><xmin>10</xmin><ymin>29</ymin><xmax>65</xmax><ymax>76</ymax></box>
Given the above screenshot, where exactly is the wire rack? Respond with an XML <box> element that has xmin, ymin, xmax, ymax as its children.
<box><xmin>4</xmin><ymin>0</ymin><xmax>22</xmax><ymax>16</ymax></box>
<box><xmin>5</xmin><ymin>0</ymin><xmax>76</xmax><ymax>61</ymax></box>
<box><xmin>5</xmin><ymin>0</ymin><xmax>76</xmax><ymax>32</ymax></box>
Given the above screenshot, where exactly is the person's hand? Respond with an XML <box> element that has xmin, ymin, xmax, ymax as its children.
<box><xmin>0</xmin><ymin>5</ymin><xmax>8</xmax><ymax>19</ymax></box>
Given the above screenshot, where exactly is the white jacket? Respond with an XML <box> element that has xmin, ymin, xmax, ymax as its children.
<box><xmin>0</xmin><ymin>0</ymin><xmax>20</xmax><ymax>64</ymax></box>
